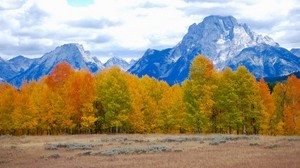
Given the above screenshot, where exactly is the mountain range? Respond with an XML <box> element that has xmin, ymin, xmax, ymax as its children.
<box><xmin>129</xmin><ymin>15</ymin><xmax>300</xmax><ymax>84</ymax></box>
<box><xmin>1</xmin><ymin>15</ymin><xmax>300</xmax><ymax>87</ymax></box>
<box><xmin>104</xmin><ymin>57</ymin><xmax>136</xmax><ymax>71</ymax></box>
<box><xmin>0</xmin><ymin>44</ymin><xmax>134</xmax><ymax>87</ymax></box>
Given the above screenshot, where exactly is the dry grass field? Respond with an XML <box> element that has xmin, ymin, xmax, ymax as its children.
<box><xmin>0</xmin><ymin>134</ymin><xmax>300</xmax><ymax>168</ymax></box>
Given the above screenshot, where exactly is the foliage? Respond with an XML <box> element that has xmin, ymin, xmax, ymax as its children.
<box><xmin>1</xmin><ymin>58</ymin><xmax>300</xmax><ymax>135</ymax></box>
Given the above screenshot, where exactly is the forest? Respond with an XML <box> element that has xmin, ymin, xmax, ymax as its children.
<box><xmin>0</xmin><ymin>55</ymin><xmax>299</xmax><ymax>135</ymax></box>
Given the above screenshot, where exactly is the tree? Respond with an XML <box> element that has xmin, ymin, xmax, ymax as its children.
<box><xmin>0</xmin><ymin>83</ymin><xmax>17</xmax><ymax>134</ymax></box>
<box><xmin>26</xmin><ymin>80</ymin><xmax>54</xmax><ymax>135</ymax></box>
<box><xmin>183</xmin><ymin>55</ymin><xmax>216</xmax><ymax>133</ymax></box>
<box><xmin>139</xmin><ymin>76</ymin><xmax>166</xmax><ymax>133</ymax></box>
<box><xmin>127</xmin><ymin>74</ymin><xmax>146</xmax><ymax>133</ymax></box>
<box><xmin>258</xmin><ymin>78</ymin><xmax>275</xmax><ymax>135</ymax></box>
<box><xmin>213</xmin><ymin>68</ymin><xmax>241</xmax><ymax>133</ymax></box>
<box><xmin>45</xmin><ymin>62</ymin><xmax>75</xmax><ymax>89</ymax></box>
<box><xmin>158</xmin><ymin>84</ymin><xmax>185</xmax><ymax>133</ymax></box>
<box><xmin>272</xmin><ymin>83</ymin><xmax>287</xmax><ymax>135</ymax></box>
<box><xmin>233</xmin><ymin>66</ymin><xmax>262</xmax><ymax>134</ymax></box>
<box><xmin>284</xmin><ymin>75</ymin><xmax>300</xmax><ymax>134</ymax></box>
<box><xmin>12</xmin><ymin>82</ymin><xmax>38</xmax><ymax>135</ymax></box>
<box><xmin>64</xmin><ymin>70</ymin><xmax>96</xmax><ymax>133</ymax></box>
<box><xmin>95</xmin><ymin>67</ymin><xmax>132</xmax><ymax>133</ymax></box>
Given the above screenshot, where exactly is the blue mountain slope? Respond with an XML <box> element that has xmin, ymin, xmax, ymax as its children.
<box><xmin>129</xmin><ymin>15</ymin><xmax>300</xmax><ymax>85</ymax></box>
<box><xmin>8</xmin><ymin>43</ymin><xmax>104</xmax><ymax>87</ymax></box>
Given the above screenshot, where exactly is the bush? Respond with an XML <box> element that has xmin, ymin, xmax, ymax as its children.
<box><xmin>44</xmin><ymin>143</ymin><xmax>95</xmax><ymax>150</ymax></box>
<box><xmin>47</xmin><ymin>153</ymin><xmax>61</xmax><ymax>159</ymax></box>
<box><xmin>264</xmin><ymin>144</ymin><xmax>278</xmax><ymax>149</ymax></box>
<box><xmin>88</xmin><ymin>145</ymin><xmax>172</xmax><ymax>156</ymax></box>
<box><xmin>249</xmin><ymin>142</ymin><xmax>260</xmax><ymax>146</ymax></box>
<box><xmin>287</xmin><ymin>137</ymin><xmax>300</xmax><ymax>141</ymax></box>
<box><xmin>101</xmin><ymin>137</ymin><xmax>146</xmax><ymax>143</ymax></box>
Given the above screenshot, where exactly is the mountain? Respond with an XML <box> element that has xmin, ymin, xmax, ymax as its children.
<box><xmin>0</xmin><ymin>77</ymin><xmax>6</xmax><ymax>84</ymax></box>
<box><xmin>9</xmin><ymin>43</ymin><xmax>104</xmax><ymax>87</ymax></box>
<box><xmin>129</xmin><ymin>15</ymin><xmax>300</xmax><ymax>85</ymax></box>
<box><xmin>129</xmin><ymin>59</ymin><xmax>137</xmax><ymax>67</ymax></box>
<box><xmin>227</xmin><ymin>44</ymin><xmax>300</xmax><ymax>77</ymax></box>
<box><xmin>263</xmin><ymin>71</ymin><xmax>300</xmax><ymax>83</ymax></box>
<box><xmin>0</xmin><ymin>56</ymin><xmax>17</xmax><ymax>81</ymax></box>
<box><xmin>104</xmin><ymin>57</ymin><xmax>133</xmax><ymax>71</ymax></box>
<box><xmin>291</xmin><ymin>48</ymin><xmax>300</xmax><ymax>57</ymax></box>
<box><xmin>8</xmin><ymin>55</ymin><xmax>35</xmax><ymax>73</ymax></box>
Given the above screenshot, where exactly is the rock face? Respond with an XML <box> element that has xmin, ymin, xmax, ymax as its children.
<box><xmin>291</xmin><ymin>48</ymin><xmax>300</xmax><ymax>57</ymax></box>
<box><xmin>8</xmin><ymin>55</ymin><xmax>35</xmax><ymax>73</ymax></box>
<box><xmin>8</xmin><ymin>43</ymin><xmax>104</xmax><ymax>87</ymax></box>
<box><xmin>0</xmin><ymin>57</ymin><xmax>17</xmax><ymax>81</ymax></box>
<box><xmin>129</xmin><ymin>15</ymin><xmax>300</xmax><ymax>85</ymax></box>
<box><xmin>104</xmin><ymin>57</ymin><xmax>133</xmax><ymax>71</ymax></box>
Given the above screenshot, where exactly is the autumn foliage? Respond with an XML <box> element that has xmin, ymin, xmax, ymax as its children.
<box><xmin>1</xmin><ymin>56</ymin><xmax>300</xmax><ymax>135</ymax></box>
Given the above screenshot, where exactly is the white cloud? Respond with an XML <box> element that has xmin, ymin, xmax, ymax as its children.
<box><xmin>0</xmin><ymin>0</ymin><xmax>300</xmax><ymax>61</ymax></box>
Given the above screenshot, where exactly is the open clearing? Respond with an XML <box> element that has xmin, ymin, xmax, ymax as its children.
<box><xmin>0</xmin><ymin>134</ymin><xmax>300</xmax><ymax>168</ymax></box>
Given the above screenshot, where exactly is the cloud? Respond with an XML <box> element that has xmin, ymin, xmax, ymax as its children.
<box><xmin>92</xmin><ymin>47</ymin><xmax>145</xmax><ymax>62</ymax></box>
<box><xmin>139</xmin><ymin>2</ymin><xmax>167</xmax><ymax>8</ymax></box>
<box><xmin>0</xmin><ymin>0</ymin><xmax>26</xmax><ymax>10</ymax></box>
<box><xmin>0</xmin><ymin>38</ymin><xmax>55</xmax><ymax>58</ymax></box>
<box><xmin>239</xmin><ymin>18</ymin><xmax>280</xmax><ymax>31</ymax></box>
<box><xmin>0</xmin><ymin>0</ymin><xmax>300</xmax><ymax>60</ymax></box>
<box><xmin>17</xmin><ymin>4</ymin><xmax>49</xmax><ymax>27</ymax></box>
<box><xmin>90</xmin><ymin>34</ymin><xmax>114</xmax><ymax>43</ymax></box>
<box><xmin>179</xmin><ymin>5</ymin><xmax>239</xmax><ymax>18</ymax></box>
<box><xmin>68</xmin><ymin>18</ymin><xmax>120</xmax><ymax>29</ymax></box>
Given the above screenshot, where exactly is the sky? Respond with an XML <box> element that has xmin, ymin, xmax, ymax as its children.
<box><xmin>0</xmin><ymin>0</ymin><xmax>299</xmax><ymax>62</ymax></box>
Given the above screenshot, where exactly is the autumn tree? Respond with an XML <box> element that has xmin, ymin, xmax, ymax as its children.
<box><xmin>183</xmin><ymin>55</ymin><xmax>216</xmax><ymax>133</ymax></box>
<box><xmin>43</xmin><ymin>63</ymin><xmax>76</xmax><ymax>133</ymax></box>
<box><xmin>12</xmin><ymin>82</ymin><xmax>38</xmax><ymax>135</ymax></box>
<box><xmin>212</xmin><ymin>68</ymin><xmax>241</xmax><ymax>133</ymax></box>
<box><xmin>45</xmin><ymin>62</ymin><xmax>75</xmax><ymax>89</ymax></box>
<box><xmin>0</xmin><ymin>83</ymin><xmax>17</xmax><ymax>134</ymax></box>
<box><xmin>138</xmin><ymin>76</ymin><xmax>167</xmax><ymax>133</ymax></box>
<box><xmin>272</xmin><ymin>83</ymin><xmax>287</xmax><ymax>135</ymax></box>
<box><xmin>95</xmin><ymin>67</ymin><xmax>132</xmax><ymax>133</ymax></box>
<box><xmin>63</xmin><ymin>70</ymin><xmax>96</xmax><ymax>133</ymax></box>
<box><xmin>284</xmin><ymin>75</ymin><xmax>300</xmax><ymax>134</ymax></box>
<box><xmin>258</xmin><ymin>78</ymin><xmax>275</xmax><ymax>135</ymax></box>
<box><xmin>127</xmin><ymin>74</ymin><xmax>146</xmax><ymax>133</ymax></box>
<box><xmin>233</xmin><ymin>66</ymin><xmax>262</xmax><ymax>134</ymax></box>
<box><xmin>26</xmin><ymin>80</ymin><xmax>54</xmax><ymax>135</ymax></box>
<box><xmin>158</xmin><ymin>84</ymin><xmax>185</xmax><ymax>133</ymax></box>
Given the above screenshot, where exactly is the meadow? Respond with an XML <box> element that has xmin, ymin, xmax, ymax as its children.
<box><xmin>1</xmin><ymin>134</ymin><xmax>300</xmax><ymax>168</ymax></box>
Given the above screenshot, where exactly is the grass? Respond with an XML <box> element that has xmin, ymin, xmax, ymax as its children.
<box><xmin>0</xmin><ymin>134</ymin><xmax>300</xmax><ymax>168</ymax></box>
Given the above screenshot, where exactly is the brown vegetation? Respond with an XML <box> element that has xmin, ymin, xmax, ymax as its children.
<box><xmin>1</xmin><ymin>134</ymin><xmax>300</xmax><ymax>168</ymax></box>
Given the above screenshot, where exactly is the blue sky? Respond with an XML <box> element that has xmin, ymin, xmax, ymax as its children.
<box><xmin>0</xmin><ymin>0</ymin><xmax>299</xmax><ymax>62</ymax></box>
<box><xmin>67</xmin><ymin>0</ymin><xmax>94</xmax><ymax>7</ymax></box>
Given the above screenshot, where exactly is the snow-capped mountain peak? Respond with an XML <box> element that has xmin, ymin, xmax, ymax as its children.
<box><xmin>104</xmin><ymin>56</ymin><xmax>133</xmax><ymax>71</ymax></box>
<box><xmin>129</xmin><ymin>15</ymin><xmax>300</xmax><ymax>85</ymax></box>
<box><xmin>291</xmin><ymin>48</ymin><xmax>300</xmax><ymax>57</ymax></box>
<box><xmin>179</xmin><ymin>15</ymin><xmax>279</xmax><ymax>69</ymax></box>
<box><xmin>8</xmin><ymin>55</ymin><xmax>35</xmax><ymax>73</ymax></box>
<box><xmin>7</xmin><ymin>43</ymin><xmax>104</xmax><ymax>87</ymax></box>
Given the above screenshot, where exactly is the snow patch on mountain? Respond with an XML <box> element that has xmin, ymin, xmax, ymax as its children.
<box><xmin>104</xmin><ymin>57</ymin><xmax>133</xmax><ymax>71</ymax></box>
<box><xmin>291</xmin><ymin>48</ymin><xmax>300</xmax><ymax>57</ymax></box>
<box><xmin>9</xmin><ymin>55</ymin><xmax>35</xmax><ymax>73</ymax></box>
<box><xmin>129</xmin><ymin>15</ymin><xmax>299</xmax><ymax>85</ymax></box>
<box><xmin>8</xmin><ymin>43</ymin><xmax>104</xmax><ymax>87</ymax></box>
<box><xmin>0</xmin><ymin>56</ymin><xmax>17</xmax><ymax>81</ymax></box>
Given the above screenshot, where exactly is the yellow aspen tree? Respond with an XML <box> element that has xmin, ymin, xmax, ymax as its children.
<box><xmin>183</xmin><ymin>55</ymin><xmax>216</xmax><ymax>133</ymax></box>
<box><xmin>0</xmin><ymin>83</ymin><xmax>17</xmax><ymax>134</ymax></box>
<box><xmin>258</xmin><ymin>78</ymin><xmax>275</xmax><ymax>135</ymax></box>
<box><xmin>127</xmin><ymin>74</ymin><xmax>146</xmax><ymax>133</ymax></box>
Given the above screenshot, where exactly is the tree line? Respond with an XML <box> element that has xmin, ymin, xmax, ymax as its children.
<box><xmin>0</xmin><ymin>55</ymin><xmax>299</xmax><ymax>135</ymax></box>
